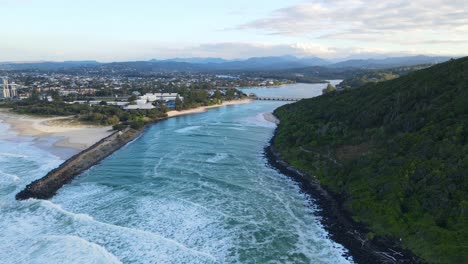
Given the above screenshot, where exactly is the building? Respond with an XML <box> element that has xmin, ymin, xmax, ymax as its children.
<box><xmin>124</xmin><ymin>99</ymin><xmax>155</xmax><ymax>110</ymax></box>
<box><xmin>124</xmin><ymin>103</ymin><xmax>155</xmax><ymax>110</ymax></box>
<box><xmin>1</xmin><ymin>78</ymin><xmax>18</xmax><ymax>99</ymax></box>
<box><xmin>2</xmin><ymin>79</ymin><xmax>10</xmax><ymax>98</ymax></box>
<box><xmin>65</xmin><ymin>101</ymin><xmax>129</xmax><ymax>107</ymax></box>
<box><xmin>140</xmin><ymin>93</ymin><xmax>183</xmax><ymax>102</ymax></box>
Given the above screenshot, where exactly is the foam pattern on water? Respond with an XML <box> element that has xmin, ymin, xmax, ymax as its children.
<box><xmin>1</xmin><ymin>84</ymin><xmax>352</xmax><ymax>264</ymax></box>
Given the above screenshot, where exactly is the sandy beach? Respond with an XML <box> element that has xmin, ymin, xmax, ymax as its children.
<box><xmin>167</xmin><ymin>98</ymin><xmax>252</xmax><ymax>117</ymax></box>
<box><xmin>263</xmin><ymin>112</ymin><xmax>280</xmax><ymax>124</ymax></box>
<box><xmin>0</xmin><ymin>109</ymin><xmax>113</xmax><ymax>151</ymax></box>
<box><xmin>0</xmin><ymin>99</ymin><xmax>252</xmax><ymax>153</ymax></box>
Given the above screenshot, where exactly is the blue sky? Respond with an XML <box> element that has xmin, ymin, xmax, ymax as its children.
<box><xmin>2</xmin><ymin>0</ymin><xmax>467</xmax><ymax>61</ymax></box>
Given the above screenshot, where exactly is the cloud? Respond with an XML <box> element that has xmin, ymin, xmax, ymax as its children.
<box><xmin>148</xmin><ymin>42</ymin><xmax>339</xmax><ymax>60</ymax></box>
<box><xmin>149</xmin><ymin>42</ymin><xmax>425</xmax><ymax>60</ymax></box>
<box><xmin>238</xmin><ymin>0</ymin><xmax>468</xmax><ymax>42</ymax></box>
<box><xmin>1</xmin><ymin>41</ymin><xmax>456</xmax><ymax>62</ymax></box>
<box><xmin>174</xmin><ymin>43</ymin><xmax>338</xmax><ymax>58</ymax></box>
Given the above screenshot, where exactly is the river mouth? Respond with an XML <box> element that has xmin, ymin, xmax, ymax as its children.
<box><xmin>1</xmin><ymin>83</ymin><xmax>353</xmax><ymax>263</ymax></box>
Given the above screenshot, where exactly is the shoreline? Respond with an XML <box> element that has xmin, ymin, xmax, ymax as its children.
<box><xmin>12</xmin><ymin>98</ymin><xmax>254</xmax><ymax>200</ymax></box>
<box><xmin>166</xmin><ymin>98</ymin><xmax>252</xmax><ymax>118</ymax></box>
<box><xmin>0</xmin><ymin>98</ymin><xmax>252</xmax><ymax>153</ymax></box>
<box><xmin>265</xmin><ymin>137</ymin><xmax>422</xmax><ymax>264</ymax></box>
<box><xmin>0</xmin><ymin>109</ymin><xmax>113</xmax><ymax>151</ymax></box>
<box><xmin>237</xmin><ymin>81</ymin><xmax>328</xmax><ymax>89</ymax></box>
<box><xmin>16</xmin><ymin>128</ymin><xmax>142</xmax><ymax>200</ymax></box>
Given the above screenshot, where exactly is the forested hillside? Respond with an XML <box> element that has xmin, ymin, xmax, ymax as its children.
<box><xmin>338</xmin><ymin>64</ymin><xmax>431</xmax><ymax>89</ymax></box>
<box><xmin>273</xmin><ymin>57</ymin><xmax>468</xmax><ymax>263</ymax></box>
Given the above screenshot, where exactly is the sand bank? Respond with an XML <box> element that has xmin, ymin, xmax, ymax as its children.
<box><xmin>0</xmin><ymin>99</ymin><xmax>252</xmax><ymax>152</ymax></box>
<box><xmin>0</xmin><ymin>109</ymin><xmax>113</xmax><ymax>150</ymax></box>
<box><xmin>263</xmin><ymin>112</ymin><xmax>280</xmax><ymax>124</ymax></box>
<box><xmin>167</xmin><ymin>98</ymin><xmax>252</xmax><ymax>117</ymax></box>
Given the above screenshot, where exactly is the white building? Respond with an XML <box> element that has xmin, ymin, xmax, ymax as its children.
<box><xmin>124</xmin><ymin>102</ymin><xmax>155</xmax><ymax>110</ymax></box>
<box><xmin>1</xmin><ymin>78</ymin><xmax>18</xmax><ymax>99</ymax></box>
<box><xmin>66</xmin><ymin>101</ymin><xmax>130</xmax><ymax>107</ymax></box>
<box><xmin>124</xmin><ymin>99</ymin><xmax>155</xmax><ymax>110</ymax></box>
<box><xmin>140</xmin><ymin>93</ymin><xmax>183</xmax><ymax>102</ymax></box>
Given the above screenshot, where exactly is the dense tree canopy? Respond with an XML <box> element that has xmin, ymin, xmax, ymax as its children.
<box><xmin>273</xmin><ymin>57</ymin><xmax>468</xmax><ymax>263</ymax></box>
<box><xmin>7</xmin><ymin>100</ymin><xmax>166</xmax><ymax>128</ymax></box>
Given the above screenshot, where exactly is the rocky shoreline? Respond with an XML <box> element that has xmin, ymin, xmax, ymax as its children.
<box><xmin>265</xmin><ymin>139</ymin><xmax>422</xmax><ymax>264</ymax></box>
<box><xmin>16</xmin><ymin>127</ymin><xmax>143</xmax><ymax>200</ymax></box>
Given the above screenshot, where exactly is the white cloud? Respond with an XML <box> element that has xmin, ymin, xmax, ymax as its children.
<box><xmin>238</xmin><ymin>0</ymin><xmax>468</xmax><ymax>46</ymax></box>
<box><xmin>150</xmin><ymin>42</ymin><xmax>426</xmax><ymax>60</ymax></box>
<box><xmin>1</xmin><ymin>41</ymin><xmax>457</xmax><ymax>62</ymax></box>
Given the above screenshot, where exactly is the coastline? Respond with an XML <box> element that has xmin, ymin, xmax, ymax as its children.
<box><xmin>0</xmin><ymin>109</ymin><xmax>113</xmax><ymax>151</ymax></box>
<box><xmin>12</xmin><ymin>98</ymin><xmax>254</xmax><ymax>200</ymax></box>
<box><xmin>166</xmin><ymin>98</ymin><xmax>252</xmax><ymax>117</ymax></box>
<box><xmin>265</xmin><ymin>137</ymin><xmax>422</xmax><ymax>264</ymax></box>
<box><xmin>16</xmin><ymin>128</ymin><xmax>142</xmax><ymax>200</ymax></box>
<box><xmin>0</xmin><ymin>98</ymin><xmax>252</xmax><ymax>152</ymax></box>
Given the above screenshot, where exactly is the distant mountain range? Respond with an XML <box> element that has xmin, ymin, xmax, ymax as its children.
<box><xmin>0</xmin><ymin>55</ymin><xmax>454</xmax><ymax>71</ymax></box>
<box><xmin>0</xmin><ymin>60</ymin><xmax>100</xmax><ymax>70</ymax></box>
<box><xmin>329</xmin><ymin>55</ymin><xmax>451</xmax><ymax>69</ymax></box>
<box><xmin>151</xmin><ymin>55</ymin><xmax>330</xmax><ymax>70</ymax></box>
<box><xmin>151</xmin><ymin>57</ymin><xmax>229</xmax><ymax>64</ymax></box>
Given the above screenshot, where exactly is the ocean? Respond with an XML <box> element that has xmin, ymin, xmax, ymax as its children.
<box><xmin>0</xmin><ymin>82</ymin><xmax>352</xmax><ymax>263</ymax></box>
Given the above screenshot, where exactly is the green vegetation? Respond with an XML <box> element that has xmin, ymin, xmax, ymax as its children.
<box><xmin>175</xmin><ymin>87</ymin><xmax>242</xmax><ymax>110</ymax></box>
<box><xmin>322</xmin><ymin>83</ymin><xmax>337</xmax><ymax>94</ymax></box>
<box><xmin>273</xmin><ymin>57</ymin><xmax>468</xmax><ymax>263</ymax></box>
<box><xmin>339</xmin><ymin>64</ymin><xmax>431</xmax><ymax>89</ymax></box>
<box><xmin>5</xmin><ymin>100</ymin><xmax>166</xmax><ymax>129</ymax></box>
<box><xmin>0</xmin><ymin>86</ymin><xmax>245</xmax><ymax>130</ymax></box>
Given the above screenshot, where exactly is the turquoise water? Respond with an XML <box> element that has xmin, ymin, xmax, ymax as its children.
<box><xmin>0</xmin><ymin>83</ymin><xmax>352</xmax><ymax>263</ymax></box>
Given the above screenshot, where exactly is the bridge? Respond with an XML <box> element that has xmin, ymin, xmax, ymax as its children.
<box><xmin>251</xmin><ymin>96</ymin><xmax>304</xmax><ymax>102</ymax></box>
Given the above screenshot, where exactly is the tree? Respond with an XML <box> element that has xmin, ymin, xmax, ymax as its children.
<box><xmin>175</xmin><ymin>95</ymin><xmax>183</xmax><ymax>111</ymax></box>
<box><xmin>226</xmin><ymin>88</ymin><xmax>236</xmax><ymax>100</ymax></box>
<box><xmin>50</xmin><ymin>90</ymin><xmax>62</xmax><ymax>102</ymax></box>
<box><xmin>213</xmin><ymin>89</ymin><xmax>223</xmax><ymax>103</ymax></box>
<box><xmin>322</xmin><ymin>83</ymin><xmax>337</xmax><ymax>94</ymax></box>
<box><xmin>128</xmin><ymin>95</ymin><xmax>138</xmax><ymax>102</ymax></box>
<box><xmin>30</xmin><ymin>89</ymin><xmax>40</xmax><ymax>101</ymax></box>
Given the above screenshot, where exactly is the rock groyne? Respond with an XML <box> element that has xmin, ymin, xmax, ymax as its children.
<box><xmin>16</xmin><ymin>128</ymin><xmax>143</xmax><ymax>200</ymax></box>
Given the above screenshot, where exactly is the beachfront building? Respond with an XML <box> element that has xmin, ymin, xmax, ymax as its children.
<box><xmin>138</xmin><ymin>93</ymin><xmax>183</xmax><ymax>109</ymax></box>
<box><xmin>66</xmin><ymin>101</ymin><xmax>130</xmax><ymax>107</ymax></box>
<box><xmin>124</xmin><ymin>99</ymin><xmax>155</xmax><ymax>110</ymax></box>
<box><xmin>140</xmin><ymin>93</ymin><xmax>183</xmax><ymax>102</ymax></box>
<box><xmin>1</xmin><ymin>78</ymin><xmax>18</xmax><ymax>99</ymax></box>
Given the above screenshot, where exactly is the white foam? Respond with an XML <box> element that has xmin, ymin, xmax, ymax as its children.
<box><xmin>28</xmin><ymin>235</ymin><xmax>122</xmax><ymax>264</ymax></box>
<box><xmin>175</xmin><ymin>126</ymin><xmax>201</xmax><ymax>133</ymax></box>
<box><xmin>206</xmin><ymin>153</ymin><xmax>228</xmax><ymax>163</ymax></box>
<box><xmin>0</xmin><ymin>96</ymin><xmax>355</xmax><ymax>263</ymax></box>
<box><xmin>0</xmin><ymin>170</ymin><xmax>20</xmax><ymax>182</ymax></box>
<box><xmin>241</xmin><ymin>113</ymin><xmax>277</xmax><ymax>128</ymax></box>
<box><xmin>0</xmin><ymin>152</ymin><xmax>28</xmax><ymax>158</ymax></box>
<box><xmin>21</xmin><ymin>198</ymin><xmax>218</xmax><ymax>263</ymax></box>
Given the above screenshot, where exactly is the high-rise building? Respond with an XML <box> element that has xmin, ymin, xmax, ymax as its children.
<box><xmin>1</xmin><ymin>78</ymin><xmax>10</xmax><ymax>98</ymax></box>
<box><xmin>10</xmin><ymin>82</ymin><xmax>17</xmax><ymax>98</ymax></box>
<box><xmin>1</xmin><ymin>78</ymin><xmax>17</xmax><ymax>99</ymax></box>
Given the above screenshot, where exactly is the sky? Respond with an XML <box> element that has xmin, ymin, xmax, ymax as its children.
<box><xmin>1</xmin><ymin>0</ymin><xmax>467</xmax><ymax>61</ymax></box>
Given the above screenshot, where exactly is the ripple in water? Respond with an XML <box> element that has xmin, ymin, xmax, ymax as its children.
<box><xmin>0</xmin><ymin>83</ymin><xmax>352</xmax><ymax>263</ymax></box>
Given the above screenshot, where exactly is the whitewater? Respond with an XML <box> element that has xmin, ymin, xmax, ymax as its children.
<box><xmin>0</xmin><ymin>82</ymin><xmax>352</xmax><ymax>263</ymax></box>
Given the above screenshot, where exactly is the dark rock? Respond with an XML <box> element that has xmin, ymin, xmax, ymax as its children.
<box><xmin>265</xmin><ymin>138</ymin><xmax>423</xmax><ymax>264</ymax></box>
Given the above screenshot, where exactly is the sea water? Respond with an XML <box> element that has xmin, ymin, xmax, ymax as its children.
<box><xmin>0</xmin><ymin>83</ymin><xmax>352</xmax><ymax>264</ymax></box>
